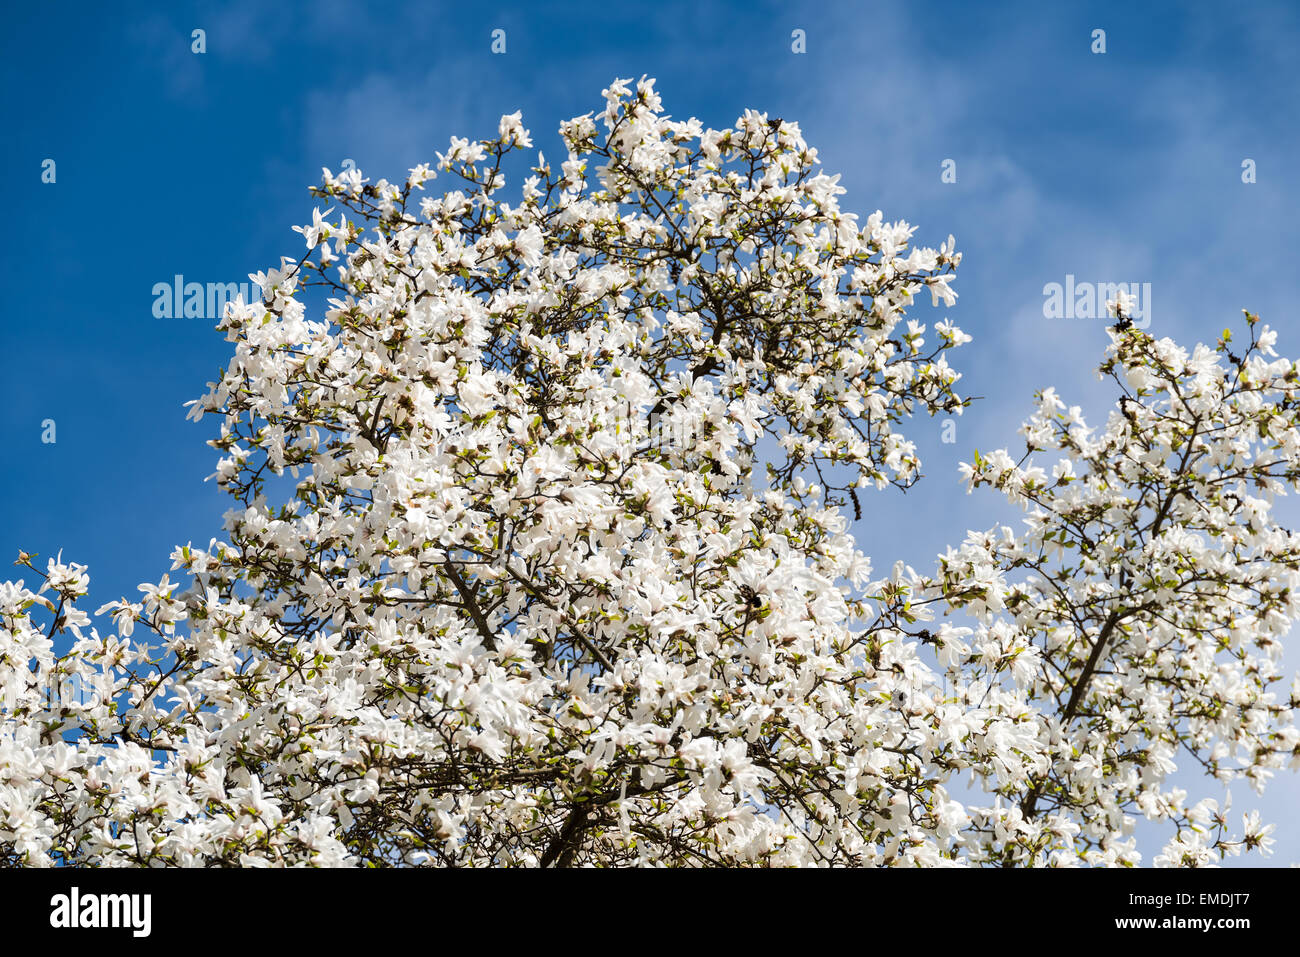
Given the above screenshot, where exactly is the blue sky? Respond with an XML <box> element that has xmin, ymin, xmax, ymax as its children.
<box><xmin>4</xmin><ymin>0</ymin><xmax>1299</xmax><ymax>863</ymax></box>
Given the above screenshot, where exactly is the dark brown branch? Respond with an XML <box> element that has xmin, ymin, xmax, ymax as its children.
<box><xmin>443</xmin><ymin>562</ymin><xmax>496</xmax><ymax>651</ymax></box>
<box><xmin>539</xmin><ymin>805</ymin><xmax>588</xmax><ymax>868</ymax></box>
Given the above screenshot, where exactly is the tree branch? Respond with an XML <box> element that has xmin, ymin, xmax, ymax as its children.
<box><xmin>443</xmin><ymin>562</ymin><xmax>496</xmax><ymax>652</ymax></box>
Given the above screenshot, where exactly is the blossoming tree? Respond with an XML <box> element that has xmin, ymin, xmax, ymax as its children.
<box><xmin>2</xmin><ymin>78</ymin><xmax>1296</xmax><ymax>866</ymax></box>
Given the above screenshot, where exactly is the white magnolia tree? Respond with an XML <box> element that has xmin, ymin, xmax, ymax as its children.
<box><xmin>3</xmin><ymin>77</ymin><xmax>1297</xmax><ymax>866</ymax></box>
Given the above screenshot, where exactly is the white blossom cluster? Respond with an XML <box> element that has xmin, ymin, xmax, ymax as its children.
<box><xmin>1</xmin><ymin>78</ymin><xmax>1294</xmax><ymax>866</ymax></box>
<box><xmin>935</xmin><ymin>314</ymin><xmax>1300</xmax><ymax>865</ymax></box>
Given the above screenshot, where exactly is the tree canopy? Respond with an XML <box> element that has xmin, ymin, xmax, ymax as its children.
<box><xmin>2</xmin><ymin>77</ymin><xmax>1296</xmax><ymax>866</ymax></box>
